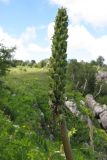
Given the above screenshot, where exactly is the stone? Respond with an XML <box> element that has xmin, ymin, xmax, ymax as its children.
<box><xmin>99</xmin><ymin>111</ymin><xmax>107</xmax><ymax>130</ymax></box>
<box><xmin>86</xmin><ymin>94</ymin><xmax>107</xmax><ymax>131</ymax></box>
<box><xmin>65</xmin><ymin>101</ymin><xmax>80</xmax><ymax>116</ymax></box>
<box><xmin>93</xmin><ymin>105</ymin><xmax>104</xmax><ymax>117</ymax></box>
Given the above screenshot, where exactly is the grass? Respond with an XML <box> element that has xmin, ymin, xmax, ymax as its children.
<box><xmin>0</xmin><ymin>66</ymin><xmax>107</xmax><ymax>160</ymax></box>
<box><xmin>0</xmin><ymin>67</ymin><xmax>59</xmax><ymax>160</ymax></box>
<box><xmin>1</xmin><ymin>67</ymin><xmax>51</xmax><ymax>130</ymax></box>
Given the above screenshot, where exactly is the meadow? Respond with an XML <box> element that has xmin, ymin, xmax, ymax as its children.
<box><xmin>0</xmin><ymin>67</ymin><xmax>66</xmax><ymax>159</ymax></box>
<box><xmin>0</xmin><ymin>66</ymin><xmax>107</xmax><ymax>160</ymax></box>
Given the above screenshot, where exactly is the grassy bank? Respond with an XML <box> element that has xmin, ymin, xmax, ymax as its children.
<box><xmin>0</xmin><ymin>67</ymin><xmax>107</xmax><ymax>160</ymax></box>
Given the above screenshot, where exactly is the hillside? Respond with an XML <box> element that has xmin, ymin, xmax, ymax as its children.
<box><xmin>0</xmin><ymin>67</ymin><xmax>107</xmax><ymax>160</ymax></box>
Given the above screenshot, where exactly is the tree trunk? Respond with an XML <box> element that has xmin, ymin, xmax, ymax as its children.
<box><xmin>60</xmin><ymin>118</ymin><xmax>73</xmax><ymax>160</ymax></box>
<box><xmin>83</xmin><ymin>79</ymin><xmax>87</xmax><ymax>92</ymax></box>
<box><xmin>94</xmin><ymin>83</ymin><xmax>103</xmax><ymax>98</ymax></box>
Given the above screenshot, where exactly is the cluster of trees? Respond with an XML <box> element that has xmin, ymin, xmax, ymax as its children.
<box><xmin>1</xmin><ymin>40</ymin><xmax>107</xmax><ymax>100</ymax></box>
<box><xmin>10</xmin><ymin>55</ymin><xmax>106</xmax><ymax>68</ymax></box>
<box><xmin>67</xmin><ymin>59</ymin><xmax>97</xmax><ymax>95</ymax></box>
<box><xmin>67</xmin><ymin>57</ymin><xmax>107</xmax><ymax>106</ymax></box>
<box><xmin>11</xmin><ymin>59</ymin><xmax>49</xmax><ymax>68</ymax></box>
<box><xmin>1</xmin><ymin>41</ymin><xmax>107</xmax><ymax>102</ymax></box>
<box><xmin>91</xmin><ymin>56</ymin><xmax>105</xmax><ymax>67</ymax></box>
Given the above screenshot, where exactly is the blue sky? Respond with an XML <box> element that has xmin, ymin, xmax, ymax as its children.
<box><xmin>0</xmin><ymin>0</ymin><xmax>107</xmax><ymax>62</ymax></box>
<box><xmin>0</xmin><ymin>0</ymin><xmax>56</xmax><ymax>34</ymax></box>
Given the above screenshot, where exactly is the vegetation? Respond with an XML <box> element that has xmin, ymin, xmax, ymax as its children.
<box><xmin>10</xmin><ymin>59</ymin><xmax>49</xmax><ymax>68</ymax></box>
<box><xmin>0</xmin><ymin>66</ymin><xmax>107</xmax><ymax>160</ymax></box>
<box><xmin>0</xmin><ymin>7</ymin><xmax>107</xmax><ymax>160</ymax></box>
<box><xmin>49</xmin><ymin>8</ymin><xmax>73</xmax><ymax>159</ymax></box>
<box><xmin>0</xmin><ymin>43</ymin><xmax>15</xmax><ymax>77</ymax></box>
<box><xmin>96</xmin><ymin>56</ymin><xmax>105</xmax><ymax>67</ymax></box>
<box><xmin>67</xmin><ymin>59</ymin><xmax>97</xmax><ymax>95</ymax></box>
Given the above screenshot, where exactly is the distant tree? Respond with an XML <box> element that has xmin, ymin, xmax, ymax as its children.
<box><xmin>0</xmin><ymin>43</ymin><xmax>15</xmax><ymax>89</ymax></box>
<box><xmin>96</xmin><ymin>56</ymin><xmax>105</xmax><ymax>67</ymax></box>
<box><xmin>90</xmin><ymin>60</ymin><xmax>97</xmax><ymax>66</ymax></box>
<box><xmin>38</xmin><ymin>59</ymin><xmax>49</xmax><ymax>68</ymax></box>
<box><xmin>0</xmin><ymin>43</ymin><xmax>15</xmax><ymax>76</ymax></box>
<box><xmin>11</xmin><ymin>60</ymin><xmax>24</xmax><ymax>67</ymax></box>
<box><xmin>24</xmin><ymin>60</ymin><xmax>30</xmax><ymax>66</ymax></box>
<box><xmin>49</xmin><ymin>8</ymin><xmax>73</xmax><ymax>160</ymax></box>
<box><xmin>67</xmin><ymin>60</ymin><xmax>97</xmax><ymax>94</ymax></box>
<box><xmin>31</xmin><ymin>60</ymin><xmax>36</xmax><ymax>65</ymax></box>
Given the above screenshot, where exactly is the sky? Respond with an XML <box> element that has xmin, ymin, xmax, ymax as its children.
<box><xmin>0</xmin><ymin>0</ymin><xmax>107</xmax><ymax>62</ymax></box>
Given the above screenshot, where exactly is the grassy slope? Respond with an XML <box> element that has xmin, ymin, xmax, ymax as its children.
<box><xmin>0</xmin><ymin>66</ymin><xmax>107</xmax><ymax>160</ymax></box>
<box><xmin>0</xmin><ymin>67</ymin><xmax>65</xmax><ymax>160</ymax></box>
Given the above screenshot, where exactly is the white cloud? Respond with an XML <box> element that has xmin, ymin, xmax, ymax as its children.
<box><xmin>47</xmin><ymin>22</ymin><xmax>55</xmax><ymax>47</ymax></box>
<box><xmin>48</xmin><ymin>22</ymin><xmax>54</xmax><ymax>40</ymax></box>
<box><xmin>48</xmin><ymin>22</ymin><xmax>107</xmax><ymax>62</ymax></box>
<box><xmin>50</xmin><ymin>0</ymin><xmax>107</xmax><ymax>62</ymax></box>
<box><xmin>19</xmin><ymin>27</ymin><xmax>37</xmax><ymax>45</ymax></box>
<box><xmin>69</xmin><ymin>25</ymin><xmax>107</xmax><ymax>62</ymax></box>
<box><xmin>51</xmin><ymin>0</ymin><xmax>107</xmax><ymax>27</ymax></box>
<box><xmin>0</xmin><ymin>27</ymin><xmax>17</xmax><ymax>47</ymax></box>
<box><xmin>0</xmin><ymin>26</ymin><xmax>50</xmax><ymax>61</ymax></box>
<box><xmin>1</xmin><ymin>23</ymin><xmax>107</xmax><ymax>63</ymax></box>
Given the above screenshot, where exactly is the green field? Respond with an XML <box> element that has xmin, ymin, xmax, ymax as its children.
<box><xmin>0</xmin><ymin>67</ymin><xmax>107</xmax><ymax>160</ymax></box>
<box><xmin>0</xmin><ymin>67</ymin><xmax>66</xmax><ymax>160</ymax></box>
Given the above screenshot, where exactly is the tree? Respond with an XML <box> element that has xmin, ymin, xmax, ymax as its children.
<box><xmin>90</xmin><ymin>60</ymin><xmax>97</xmax><ymax>66</ymax></box>
<box><xmin>11</xmin><ymin>60</ymin><xmax>24</xmax><ymax>67</ymax></box>
<box><xmin>0</xmin><ymin>43</ymin><xmax>15</xmax><ymax>76</ymax></box>
<box><xmin>96</xmin><ymin>56</ymin><xmax>105</xmax><ymax>67</ymax></box>
<box><xmin>49</xmin><ymin>8</ymin><xmax>73</xmax><ymax>160</ymax></box>
<box><xmin>67</xmin><ymin>60</ymin><xmax>97</xmax><ymax>95</ymax></box>
<box><xmin>38</xmin><ymin>59</ymin><xmax>49</xmax><ymax>68</ymax></box>
<box><xmin>0</xmin><ymin>43</ymin><xmax>15</xmax><ymax>90</ymax></box>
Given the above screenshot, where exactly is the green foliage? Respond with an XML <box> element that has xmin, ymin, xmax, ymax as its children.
<box><xmin>38</xmin><ymin>59</ymin><xmax>49</xmax><ymax>68</ymax></box>
<box><xmin>68</xmin><ymin>128</ymin><xmax>77</xmax><ymax>139</ymax></box>
<box><xmin>95</xmin><ymin>81</ymin><xmax>107</xmax><ymax>104</ymax></box>
<box><xmin>93</xmin><ymin>128</ymin><xmax>107</xmax><ymax>154</ymax></box>
<box><xmin>0</xmin><ymin>67</ymin><xmax>64</xmax><ymax>159</ymax></box>
<box><xmin>67</xmin><ymin>60</ymin><xmax>97</xmax><ymax>94</ymax></box>
<box><xmin>10</xmin><ymin>59</ymin><xmax>49</xmax><ymax>68</ymax></box>
<box><xmin>0</xmin><ymin>66</ymin><xmax>107</xmax><ymax>159</ymax></box>
<box><xmin>0</xmin><ymin>43</ymin><xmax>15</xmax><ymax>76</ymax></box>
<box><xmin>96</xmin><ymin>56</ymin><xmax>105</xmax><ymax>67</ymax></box>
<box><xmin>73</xmin><ymin>148</ymin><xmax>97</xmax><ymax>160</ymax></box>
<box><xmin>0</xmin><ymin>43</ymin><xmax>15</xmax><ymax>91</ymax></box>
<box><xmin>98</xmin><ymin>82</ymin><xmax>107</xmax><ymax>96</ymax></box>
<box><xmin>97</xmin><ymin>95</ymin><xmax>107</xmax><ymax>104</ymax></box>
<box><xmin>49</xmin><ymin>8</ymin><xmax>68</xmax><ymax>115</ymax></box>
